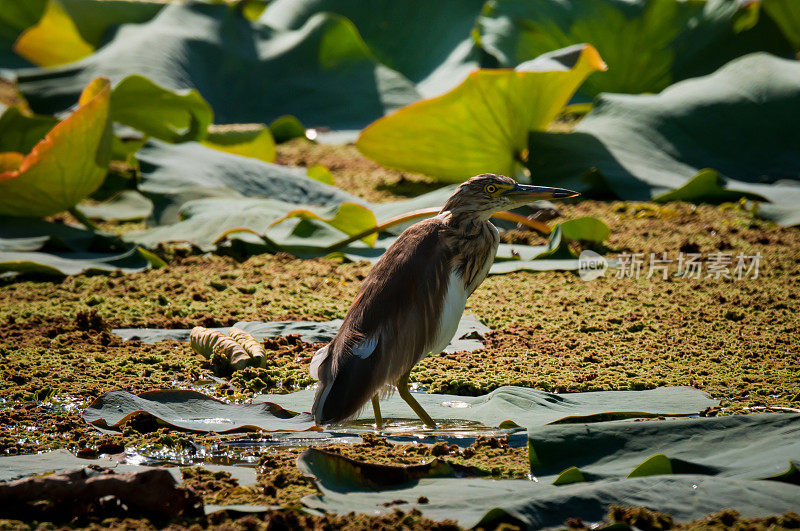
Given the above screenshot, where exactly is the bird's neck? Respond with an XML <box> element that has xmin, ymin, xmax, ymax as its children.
<box><xmin>438</xmin><ymin>208</ymin><xmax>493</xmax><ymax>235</ymax></box>
<box><xmin>437</xmin><ymin>210</ymin><xmax>499</xmax><ymax>293</ymax></box>
<box><xmin>437</xmin><ymin>210</ymin><xmax>498</xmax><ymax>249</ymax></box>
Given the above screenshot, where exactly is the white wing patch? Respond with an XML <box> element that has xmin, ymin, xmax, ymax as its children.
<box><xmin>351</xmin><ymin>334</ymin><xmax>379</xmax><ymax>359</ymax></box>
<box><xmin>309</xmin><ymin>344</ymin><xmax>328</xmax><ymax>380</ymax></box>
<box><xmin>309</xmin><ymin>334</ymin><xmax>377</xmax><ymax>381</ymax></box>
<box><xmin>427</xmin><ymin>270</ymin><xmax>468</xmax><ymax>357</ymax></box>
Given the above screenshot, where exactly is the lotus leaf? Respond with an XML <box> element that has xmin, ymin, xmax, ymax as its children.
<box><xmin>356</xmin><ymin>44</ymin><xmax>606</xmax><ymax>182</ymax></box>
<box><xmin>13</xmin><ymin>0</ymin><xmax>93</xmax><ymax>67</ymax></box>
<box><xmin>763</xmin><ymin>0</ymin><xmax>800</xmax><ymax>50</ymax></box>
<box><xmin>16</xmin><ymin>3</ymin><xmax>419</xmax><ymax>131</ymax></box>
<box><xmin>272</xmin><ymin>202</ymin><xmax>378</xmax><ymax>246</ymax></box>
<box><xmin>262</xmin><ymin>0</ymin><xmax>489</xmax><ymax>96</ymax></box>
<box><xmin>527</xmin><ymin>53</ymin><xmax>800</xmax><ymax>226</ymax></box>
<box><xmin>0</xmin><ymin>77</ymin><xmax>111</xmax><ymax>218</ymax></box>
<box><xmin>478</xmin><ymin>0</ymin><xmax>794</xmax><ymax>97</ymax></box>
<box><xmin>202</xmin><ymin>123</ymin><xmax>276</xmax><ymax>163</ymax></box>
<box><xmin>0</xmin><ymin>105</ymin><xmax>57</xmax><ymax>154</ymax></box>
<box><xmin>110</xmin><ymin>75</ymin><xmax>212</xmax><ymax>143</ymax></box>
<box><xmin>259</xmin><ymin>385</ymin><xmax>717</xmax><ymax>428</ymax></box>
<box><xmin>300</xmin><ymin>414</ymin><xmax>800</xmax><ymax>527</ymax></box>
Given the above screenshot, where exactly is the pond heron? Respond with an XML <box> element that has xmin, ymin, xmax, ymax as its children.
<box><xmin>310</xmin><ymin>174</ymin><xmax>579</xmax><ymax>428</ymax></box>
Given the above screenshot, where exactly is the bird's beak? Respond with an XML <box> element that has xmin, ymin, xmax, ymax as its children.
<box><xmin>503</xmin><ymin>184</ymin><xmax>580</xmax><ymax>203</ymax></box>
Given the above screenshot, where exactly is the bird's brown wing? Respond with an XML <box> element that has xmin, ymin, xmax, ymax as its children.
<box><xmin>312</xmin><ymin>217</ymin><xmax>455</xmax><ymax>424</ymax></box>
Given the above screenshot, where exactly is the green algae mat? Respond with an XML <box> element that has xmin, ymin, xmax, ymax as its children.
<box><xmin>299</xmin><ymin>414</ymin><xmax>800</xmax><ymax>528</ymax></box>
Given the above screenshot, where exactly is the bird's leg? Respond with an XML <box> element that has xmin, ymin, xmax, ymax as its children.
<box><xmin>371</xmin><ymin>395</ymin><xmax>383</xmax><ymax>430</ymax></box>
<box><xmin>397</xmin><ymin>372</ymin><xmax>437</xmax><ymax>429</ymax></box>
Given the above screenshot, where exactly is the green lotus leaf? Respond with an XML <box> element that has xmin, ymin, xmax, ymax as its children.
<box><xmin>271</xmin><ymin>202</ymin><xmax>378</xmax><ymax>246</ymax></box>
<box><xmin>559</xmin><ymin>216</ymin><xmax>610</xmax><ymax>244</ymax></box>
<box><xmin>306</xmin><ymin>164</ymin><xmax>334</xmax><ymax>185</ymax></box>
<box><xmin>356</xmin><ymin>44</ymin><xmax>606</xmax><ymax>182</ymax></box>
<box><xmin>82</xmin><ymin>389</ymin><xmax>315</xmax><ymax>433</ymax></box>
<box><xmin>626</xmin><ymin>454</ymin><xmax>673</xmax><ymax>478</ymax></box>
<box><xmin>16</xmin><ymin>3</ymin><xmax>419</xmax><ymax>131</ymax></box>
<box><xmin>0</xmin><ymin>77</ymin><xmax>111</xmax><ymax>218</ymax></box>
<box><xmin>110</xmin><ymin>135</ymin><xmax>146</xmax><ymax>165</ymax></box>
<box><xmin>133</xmin><ymin>140</ymin><xmax>358</xmax><ymax>226</ymax></box>
<box><xmin>552</xmin><ymin>466</ymin><xmax>586</xmax><ymax>486</ymax></box>
<box><xmin>298</xmin><ymin>448</ymin><xmax>481</xmax><ymax>492</ymax></box>
<box><xmin>268</xmin><ymin>115</ymin><xmax>307</xmax><ymax>143</ymax></box>
<box><xmin>0</xmin><ymin>247</ymin><xmax>160</xmax><ymax>277</ymax></box>
<box><xmin>110</xmin><ymin>75</ymin><xmax>213</xmax><ymax>143</ymax></box>
<box><xmin>76</xmin><ymin>190</ymin><xmax>152</xmax><ymax>222</ymax></box>
<box><xmin>0</xmin><ymin>105</ymin><xmax>57</xmax><ymax>154</ymax></box>
<box><xmin>202</xmin><ymin>123</ymin><xmax>276</xmax><ymax>163</ymax></box>
<box><xmin>2</xmin><ymin>0</ymin><xmax>163</xmax><ymax>68</ymax></box>
<box><xmin>0</xmin><ymin>216</ymin><xmax>162</xmax><ymax>276</ymax></box>
<box><xmin>299</xmin><ymin>414</ymin><xmax>799</xmax><ymax>528</ymax></box>
<box><xmin>527</xmin><ymin>53</ymin><xmax>800</xmax><ymax>226</ymax></box>
<box><xmin>263</xmin><ymin>0</ymin><xmax>488</xmax><ymax>96</ymax></box>
<box><xmin>763</xmin><ymin>0</ymin><xmax>800</xmax><ymax>50</ymax></box>
<box><xmin>652</xmin><ymin>168</ymin><xmax>766</xmax><ymax>204</ymax></box>
<box><xmin>478</xmin><ymin>0</ymin><xmax>794</xmax><ymax>97</ymax></box>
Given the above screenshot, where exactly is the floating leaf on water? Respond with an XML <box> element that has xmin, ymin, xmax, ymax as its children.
<box><xmin>83</xmin><ymin>389</ymin><xmax>316</xmax><ymax>433</ymax></box>
<box><xmin>297</xmin><ymin>447</ymin><xmax>482</xmax><ymax>492</ymax></box>
<box><xmin>652</xmin><ymin>168</ymin><xmax>766</xmax><ymax>205</ymax></box>
<box><xmin>559</xmin><ymin>217</ymin><xmax>610</xmax><ymax>244</ymax></box>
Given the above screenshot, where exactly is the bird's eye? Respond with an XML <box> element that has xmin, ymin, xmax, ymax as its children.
<box><xmin>484</xmin><ymin>184</ymin><xmax>497</xmax><ymax>195</ymax></box>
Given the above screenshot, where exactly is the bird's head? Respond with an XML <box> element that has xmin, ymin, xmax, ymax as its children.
<box><xmin>441</xmin><ymin>174</ymin><xmax>579</xmax><ymax>220</ymax></box>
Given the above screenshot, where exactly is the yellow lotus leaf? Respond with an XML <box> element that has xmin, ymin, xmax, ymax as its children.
<box><xmin>13</xmin><ymin>0</ymin><xmax>94</xmax><ymax>67</ymax></box>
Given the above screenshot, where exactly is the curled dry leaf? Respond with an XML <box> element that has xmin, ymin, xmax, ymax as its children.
<box><xmin>228</xmin><ymin>326</ymin><xmax>266</xmax><ymax>367</ymax></box>
<box><xmin>190</xmin><ymin>326</ymin><xmax>266</xmax><ymax>371</ymax></box>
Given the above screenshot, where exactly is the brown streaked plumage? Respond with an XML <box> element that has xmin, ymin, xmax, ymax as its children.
<box><xmin>310</xmin><ymin>174</ymin><xmax>579</xmax><ymax>428</ymax></box>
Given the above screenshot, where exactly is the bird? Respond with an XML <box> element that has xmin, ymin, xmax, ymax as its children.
<box><xmin>309</xmin><ymin>174</ymin><xmax>579</xmax><ymax>429</ymax></box>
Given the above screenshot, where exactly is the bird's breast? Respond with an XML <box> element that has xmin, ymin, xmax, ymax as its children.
<box><xmin>426</xmin><ymin>270</ymin><xmax>468</xmax><ymax>358</ymax></box>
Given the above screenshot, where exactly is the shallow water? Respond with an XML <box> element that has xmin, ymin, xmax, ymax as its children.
<box><xmin>120</xmin><ymin>418</ymin><xmax>524</xmax><ymax>468</ymax></box>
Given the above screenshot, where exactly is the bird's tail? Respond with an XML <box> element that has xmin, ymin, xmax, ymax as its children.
<box><xmin>310</xmin><ymin>341</ymin><xmax>387</xmax><ymax>425</ymax></box>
